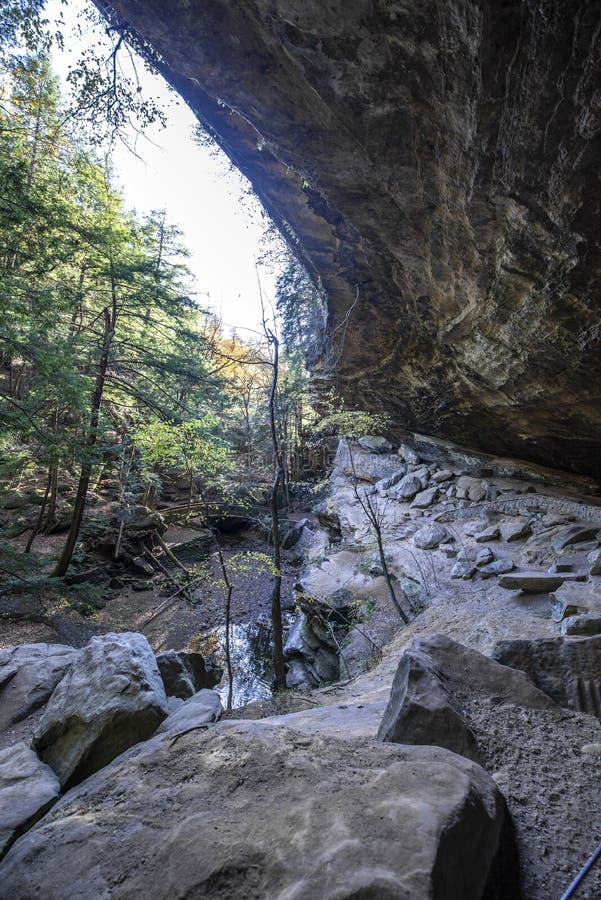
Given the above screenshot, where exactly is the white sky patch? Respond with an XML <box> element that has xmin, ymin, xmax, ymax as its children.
<box><xmin>45</xmin><ymin>0</ymin><xmax>278</xmax><ymax>335</ymax></box>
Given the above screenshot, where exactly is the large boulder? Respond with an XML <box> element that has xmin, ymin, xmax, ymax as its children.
<box><xmin>379</xmin><ymin>635</ymin><xmax>555</xmax><ymax>761</ymax></box>
<box><xmin>378</xmin><ymin>647</ymin><xmax>481</xmax><ymax>762</ymax></box>
<box><xmin>0</xmin><ymin>743</ymin><xmax>60</xmax><ymax>861</ymax></box>
<box><xmin>32</xmin><ymin>633</ymin><xmax>168</xmax><ymax>789</ymax></box>
<box><xmin>493</xmin><ymin>635</ymin><xmax>601</xmax><ymax>718</ymax></box>
<box><xmin>0</xmin><ymin>643</ymin><xmax>76</xmax><ymax>734</ymax></box>
<box><xmin>0</xmin><ymin>718</ymin><xmax>510</xmax><ymax>899</ymax></box>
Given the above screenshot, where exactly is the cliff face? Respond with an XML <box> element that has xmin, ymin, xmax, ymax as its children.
<box><xmin>96</xmin><ymin>1</ymin><xmax>601</xmax><ymax>476</ymax></box>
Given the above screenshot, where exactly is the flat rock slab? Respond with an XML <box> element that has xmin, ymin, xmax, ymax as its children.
<box><xmin>0</xmin><ymin>644</ymin><xmax>76</xmax><ymax>734</ymax></box>
<box><xmin>498</xmin><ymin>572</ymin><xmax>584</xmax><ymax>592</ymax></box>
<box><xmin>0</xmin><ymin>742</ymin><xmax>59</xmax><ymax>861</ymax></box>
<box><xmin>32</xmin><ymin>632</ymin><xmax>168</xmax><ymax>789</ymax></box>
<box><xmin>493</xmin><ymin>635</ymin><xmax>601</xmax><ymax>718</ymax></box>
<box><xmin>0</xmin><ymin>720</ymin><xmax>507</xmax><ymax>900</ymax></box>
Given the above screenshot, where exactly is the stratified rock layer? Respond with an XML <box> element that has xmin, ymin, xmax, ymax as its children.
<box><xmin>95</xmin><ymin>0</ymin><xmax>601</xmax><ymax>475</ymax></box>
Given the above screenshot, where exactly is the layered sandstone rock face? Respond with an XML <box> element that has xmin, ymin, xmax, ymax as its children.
<box><xmin>96</xmin><ymin>1</ymin><xmax>601</xmax><ymax>475</ymax></box>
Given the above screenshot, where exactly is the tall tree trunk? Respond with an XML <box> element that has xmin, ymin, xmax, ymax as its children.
<box><xmin>52</xmin><ymin>295</ymin><xmax>115</xmax><ymax>577</ymax></box>
<box><xmin>266</xmin><ymin>332</ymin><xmax>287</xmax><ymax>692</ymax></box>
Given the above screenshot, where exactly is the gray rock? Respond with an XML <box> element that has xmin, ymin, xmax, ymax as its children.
<box><xmin>480</xmin><ymin>559</ymin><xmax>515</xmax><ymax>578</ymax></box>
<box><xmin>413</xmin><ymin>524</ymin><xmax>450</xmax><ymax>550</ymax></box>
<box><xmin>378</xmin><ymin>648</ymin><xmax>481</xmax><ymax>762</ymax></box>
<box><xmin>588</xmin><ymin>549</ymin><xmax>601</xmax><ymax>576</ymax></box>
<box><xmin>379</xmin><ymin>635</ymin><xmax>554</xmax><ymax>763</ymax></box>
<box><xmin>432</xmin><ymin>469</ymin><xmax>454</xmax><ymax>483</ymax></box>
<box><xmin>552</xmin><ymin>525</ymin><xmax>600</xmax><ymax>553</ymax></box>
<box><xmin>451</xmin><ymin>561</ymin><xmax>477</xmax><ymax>580</ymax></box>
<box><xmin>0</xmin><ymin>718</ymin><xmax>507</xmax><ymax>900</ymax></box>
<box><xmin>284</xmin><ymin>613</ymin><xmax>340</xmax><ymax>688</ymax></box>
<box><xmin>157</xmin><ymin>690</ymin><xmax>222</xmax><ymax>734</ymax></box>
<box><xmin>0</xmin><ymin>644</ymin><xmax>76</xmax><ymax>733</ymax></box>
<box><xmin>0</xmin><ymin>742</ymin><xmax>59</xmax><ymax>861</ymax></box>
<box><xmin>493</xmin><ymin>635</ymin><xmax>601</xmax><ymax>717</ymax></box>
<box><xmin>357</xmin><ymin>435</ymin><xmax>393</xmax><ymax>454</ymax></box>
<box><xmin>475</xmin><ymin>525</ymin><xmax>500</xmax><ymax>543</ymax></box>
<box><xmin>499</xmin><ymin>572</ymin><xmax>582</xmax><ymax>593</ymax></box>
<box><xmin>156</xmin><ymin>650</ymin><xmax>220</xmax><ymax>700</ymax></box>
<box><xmin>500</xmin><ymin>519</ymin><xmax>533</xmax><ymax>542</ymax></box>
<box><xmin>131</xmin><ymin>556</ymin><xmax>155</xmax><ymax>576</ymax></box>
<box><xmin>562</xmin><ymin>615</ymin><xmax>601</xmax><ymax>636</ymax></box>
<box><xmin>374</xmin><ymin>468</ymin><xmax>406</xmax><ymax>491</ymax></box>
<box><xmin>398</xmin><ymin>442</ymin><xmax>420</xmax><ymax>464</ymax></box>
<box><xmin>32</xmin><ymin>632</ymin><xmax>168</xmax><ymax>789</ymax></box>
<box><xmin>411</xmin><ymin>486</ymin><xmax>439</xmax><ymax>509</ymax></box>
<box><xmin>439</xmin><ymin>543</ymin><xmax>457</xmax><ymax>558</ymax></box>
<box><xmin>549</xmin><ymin>584</ymin><xmax>599</xmax><ymax>623</ymax></box>
<box><xmin>395</xmin><ymin>473</ymin><xmax>423</xmax><ymax>500</ymax></box>
<box><xmin>476</xmin><ymin>547</ymin><xmax>495</xmax><ymax>567</ymax></box>
<box><xmin>549</xmin><ymin>558</ymin><xmax>576</xmax><ymax>573</ymax></box>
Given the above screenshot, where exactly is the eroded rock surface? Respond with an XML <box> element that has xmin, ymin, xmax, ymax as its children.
<box><xmin>0</xmin><ymin>743</ymin><xmax>59</xmax><ymax>862</ymax></box>
<box><xmin>94</xmin><ymin>0</ymin><xmax>601</xmax><ymax>476</ymax></box>
<box><xmin>32</xmin><ymin>632</ymin><xmax>168</xmax><ymax>788</ymax></box>
<box><xmin>0</xmin><ymin>719</ymin><xmax>509</xmax><ymax>900</ymax></box>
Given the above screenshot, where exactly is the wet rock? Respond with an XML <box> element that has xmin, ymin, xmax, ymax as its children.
<box><xmin>413</xmin><ymin>524</ymin><xmax>450</xmax><ymax>550</ymax></box>
<box><xmin>411</xmin><ymin>486</ymin><xmax>439</xmax><ymax>509</ymax></box>
<box><xmin>498</xmin><ymin>572</ymin><xmax>581</xmax><ymax>593</ymax></box>
<box><xmin>156</xmin><ymin>650</ymin><xmax>221</xmax><ymax>700</ymax></box>
<box><xmin>493</xmin><ymin>635</ymin><xmax>601</xmax><ymax>717</ymax></box>
<box><xmin>0</xmin><ymin>743</ymin><xmax>60</xmax><ymax>861</ymax></box>
<box><xmin>500</xmin><ymin>519</ymin><xmax>533</xmax><ymax>542</ymax></box>
<box><xmin>281</xmin><ymin>518</ymin><xmax>309</xmax><ymax>550</ymax></box>
<box><xmin>552</xmin><ymin>525</ymin><xmax>600</xmax><ymax>553</ymax></box>
<box><xmin>156</xmin><ymin>690</ymin><xmax>222</xmax><ymax>734</ymax></box>
<box><xmin>357</xmin><ymin>435</ymin><xmax>393</xmax><ymax>454</ymax></box>
<box><xmin>0</xmin><ymin>717</ymin><xmax>508</xmax><ymax>900</ymax></box>
<box><xmin>284</xmin><ymin>613</ymin><xmax>340</xmax><ymax>688</ymax></box>
<box><xmin>561</xmin><ymin>615</ymin><xmax>601</xmax><ymax>636</ymax></box>
<box><xmin>32</xmin><ymin>632</ymin><xmax>168</xmax><ymax>789</ymax></box>
<box><xmin>0</xmin><ymin>644</ymin><xmax>76</xmax><ymax>734</ymax></box>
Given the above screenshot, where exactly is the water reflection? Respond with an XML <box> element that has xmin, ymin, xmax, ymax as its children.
<box><xmin>211</xmin><ymin>622</ymin><xmax>275</xmax><ymax>709</ymax></box>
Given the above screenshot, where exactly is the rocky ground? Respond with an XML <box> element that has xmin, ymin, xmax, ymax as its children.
<box><xmin>1</xmin><ymin>436</ymin><xmax>601</xmax><ymax>898</ymax></box>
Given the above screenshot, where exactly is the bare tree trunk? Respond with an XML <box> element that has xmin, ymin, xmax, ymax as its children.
<box><xmin>24</xmin><ymin>465</ymin><xmax>52</xmax><ymax>553</ymax></box>
<box><xmin>346</xmin><ymin>438</ymin><xmax>409</xmax><ymax>624</ymax></box>
<box><xmin>266</xmin><ymin>333</ymin><xmax>287</xmax><ymax>692</ymax></box>
<box><xmin>53</xmin><ymin>287</ymin><xmax>116</xmax><ymax>576</ymax></box>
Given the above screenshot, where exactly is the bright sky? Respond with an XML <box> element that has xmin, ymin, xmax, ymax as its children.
<box><xmin>45</xmin><ymin>0</ymin><xmax>278</xmax><ymax>335</ymax></box>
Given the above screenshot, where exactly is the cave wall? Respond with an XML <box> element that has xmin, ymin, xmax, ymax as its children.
<box><xmin>95</xmin><ymin>1</ymin><xmax>601</xmax><ymax>476</ymax></box>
